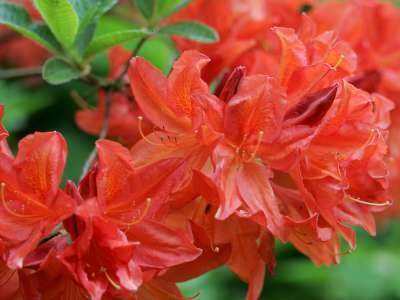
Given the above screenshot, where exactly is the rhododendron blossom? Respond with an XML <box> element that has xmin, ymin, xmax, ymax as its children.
<box><xmin>0</xmin><ymin>0</ymin><xmax>399</xmax><ymax>299</ymax></box>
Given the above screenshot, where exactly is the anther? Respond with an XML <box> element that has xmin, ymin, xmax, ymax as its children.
<box><xmin>211</xmin><ymin>245</ymin><xmax>220</xmax><ymax>253</ymax></box>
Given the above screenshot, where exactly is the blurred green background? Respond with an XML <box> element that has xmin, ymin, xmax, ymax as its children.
<box><xmin>1</xmin><ymin>1</ymin><xmax>400</xmax><ymax>300</ymax></box>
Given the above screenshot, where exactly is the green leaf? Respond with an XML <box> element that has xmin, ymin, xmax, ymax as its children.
<box><xmin>69</xmin><ymin>0</ymin><xmax>117</xmax><ymax>31</ymax></box>
<box><xmin>157</xmin><ymin>0</ymin><xmax>192</xmax><ymax>18</ymax></box>
<box><xmin>70</xmin><ymin>0</ymin><xmax>118</xmax><ymax>57</ymax></box>
<box><xmin>0</xmin><ymin>2</ymin><xmax>62</xmax><ymax>53</ymax></box>
<box><xmin>74</xmin><ymin>22</ymin><xmax>96</xmax><ymax>56</ymax></box>
<box><xmin>160</xmin><ymin>21</ymin><xmax>219</xmax><ymax>43</ymax></box>
<box><xmin>34</xmin><ymin>0</ymin><xmax>80</xmax><ymax>49</ymax></box>
<box><xmin>133</xmin><ymin>0</ymin><xmax>156</xmax><ymax>20</ymax></box>
<box><xmin>42</xmin><ymin>58</ymin><xmax>81</xmax><ymax>85</ymax></box>
<box><xmin>84</xmin><ymin>29</ymin><xmax>148</xmax><ymax>57</ymax></box>
<box><xmin>139</xmin><ymin>36</ymin><xmax>177</xmax><ymax>74</ymax></box>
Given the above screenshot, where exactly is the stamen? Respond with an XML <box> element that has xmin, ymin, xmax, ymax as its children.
<box><xmin>102</xmin><ymin>268</ymin><xmax>121</xmax><ymax>290</ymax></box>
<box><xmin>364</xmin><ymin>128</ymin><xmax>382</xmax><ymax>147</ymax></box>
<box><xmin>137</xmin><ymin>116</ymin><xmax>164</xmax><ymax>146</ymax></box>
<box><xmin>346</xmin><ymin>194</ymin><xmax>391</xmax><ymax>207</ymax></box>
<box><xmin>332</xmin><ymin>54</ymin><xmax>345</xmax><ymax>70</ymax></box>
<box><xmin>114</xmin><ymin>198</ymin><xmax>152</xmax><ymax>227</ymax></box>
<box><xmin>137</xmin><ymin>116</ymin><xmax>181</xmax><ymax>148</ymax></box>
<box><xmin>303</xmin><ymin>166</ymin><xmax>341</xmax><ymax>181</ymax></box>
<box><xmin>0</xmin><ymin>182</ymin><xmax>49</xmax><ymax>220</ymax></box>
<box><xmin>305</xmin><ymin>54</ymin><xmax>345</xmax><ymax>95</ymax></box>
<box><xmin>247</xmin><ymin>131</ymin><xmax>264</xmax><ymax>161</ymax></box>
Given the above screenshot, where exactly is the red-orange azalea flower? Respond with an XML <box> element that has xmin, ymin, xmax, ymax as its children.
<box><xmin>0</xmin><ymin>132</ymin><xmax>75</xmax><ymax>269</ymax></box>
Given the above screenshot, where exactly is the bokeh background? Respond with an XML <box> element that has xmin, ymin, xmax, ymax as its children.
<box><xmin>1</xmin><ymin>1</ymin><xmax>400</xmax><ymax>299</ymax></box>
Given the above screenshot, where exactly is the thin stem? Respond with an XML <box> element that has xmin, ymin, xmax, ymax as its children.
<box><xmin>80</xmin><ymin>88</ymin><xmax>113</xmax><ymax>178</ymax></box>
<box><xmin>70</xmin><ymin>90</ymin><xmax>90</xmax><ymax>109</ymax></box>
<box><xmin>114</xmin><ymin>35</ymin><xmax>149</xmax><ymax>84</ymax></box>
<box><xmin>79</xmin><ymin>36</ymin><xmax>149</xmax><ymax>179</ymax></box>
<box><xmin>0</xmin><ymin>67</ymin><xmax>42</xmax><ymax>80</ymax></box>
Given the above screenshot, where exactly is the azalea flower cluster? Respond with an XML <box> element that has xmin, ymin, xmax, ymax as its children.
<box><xmin>0</xmin><ymin>0</ymin><xmax>399</xmax><ymax>299</ymax></box>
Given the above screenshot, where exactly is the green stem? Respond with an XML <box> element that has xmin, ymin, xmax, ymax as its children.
<box><xmin>114</xmin><ymin>35</ymin><xmax>150</xmax><ymax>84</ymax></box>
<box><xmin>0</xmin><ymin>67</ymin><xmax>42</xmax><ymax>80</ymax></box>
<box><xmin>79</xmin><ymin>35</ymin><xmax>149</xmax><ymax>178</ymax></box>
<box><xmin>80</xmin><ymin>88</ymin><xmax>113</xmax><ymax>178</ymax></box>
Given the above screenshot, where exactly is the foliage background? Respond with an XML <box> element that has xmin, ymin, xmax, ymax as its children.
<box><xmin>1</xmin><ymin>1</ymin><xmax>400</xmax><ymax>299</ymax></box>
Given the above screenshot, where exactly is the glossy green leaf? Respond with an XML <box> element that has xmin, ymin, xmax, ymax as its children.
<box><xmin>160</xmin><ymin>21</ymin><xmax>219</xmax><ymax>43</ymax></box>
<box><xmin>74</xmin><ymin>23</ymin><xmax>97</xmax><ymax>56</ymax></box>
<box><xmin>157</xmin><ymin>0</ymin><xmax>192</xmax><ymax>17</ymax></box>
<box><xmin>69</xmin><ymin>0</ymin><xmax>117</xmax><ymax>31</ymax></box>
<box><xmin>42</xmin><ymin>58</ymin><xmax>81</xmax><ymax>85</ymax></box>
<box><xmin>84</xmin><ymin>29</ymin><xmax>148</xmax><ymax>57</ymax></box>
<box><xmin>0</xmin><ymin>2</ymin><xmax>62</xmax><ymax>53</ymax></box>
<box><xmin>133</xmin><ymin>0</ymin><xmax>156</xmax><ymax>20</ymax></box>
<box><xmin>34</xmin><ymin>0</ymin><xmax>80</xmax><ymax>48</ymax></box>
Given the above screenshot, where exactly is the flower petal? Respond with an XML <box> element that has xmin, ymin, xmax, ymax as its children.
<box><xmin>129</xmin><ymin>57</ymin><xmax>191</xmax><ymax>133</ymax></box>
<box><xmin>224</xmin><ymin>75</ymin><xmax>286</xmax><ymax>145</ymax></box>
<box><xmin>167</xmin><ymin>50</ymin><xmax>210</xmax><ymax>117</ymax></box>
<box><xmin>14</xmin><ymin>132</ymin><xmax>67</xmax><ymax>201</ymax></box>
<box><xmin>236</xmin><ymin>162</ymin><xmax>286</xmax><ymax>241</ymax></box>
<box><xmin>127</xmin><ymin>219</ymin><xmax>202</xmax><ymax>269</ymax></box>
<box><xmin>271</xmin><ymin>27</ymin><xmax>307</xmax><ymax>86</ymax></box>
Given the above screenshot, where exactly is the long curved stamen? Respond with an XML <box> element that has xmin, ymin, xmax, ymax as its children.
<box><xmin>137</xmin><ymin>116</ymin><xmax>181</xmax><ymax>148</ymax></box>
<box><xmin>306</xmin><ymin>54</ymin><xmax>345</xmax><ymax>95</ymax></box>
<box><xmin>101</xmin><ymin>268</ymin><xmax>121</xmax><ymax>290</ymax></box>
<box><xmin>246</xmin><ymin>131</ymin><xmax>264</xmax><ymax>161</ymax></box>
<box><xmin>346</xmin><ymin>194</ymin><xmax>391</xmax><ymax>207</ymax></box>
<box><xmin>332</xmin><ymin>54</ymin><xmax>345</xmax><ymax>70</ymax></box>
<box><xmin>0</xmin><ymin>182</ymin><xmax>49</xmax><ymax>220</ymax></box>
<box><xmin>114</xmin><ymin>198</ymin><xmax>152</xmax><ymax>227</ymax></box>
<box><xmin>364</xmin><ymin>128</ymin><xmax>378</xmax><ymax>146</ymax></box>
<box><xmin>137</xmin><ymin>116</ymin><xmax>165</xmax><ymax>146</ymax></box>
<box><xmin>1</xmin><ymin>182</ymin><xmax>50</xmax><ymax>211</ymax></box>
